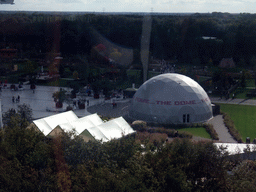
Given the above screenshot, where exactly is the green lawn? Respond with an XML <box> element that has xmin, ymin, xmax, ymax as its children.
<box><xmin>246</xmin><ymin>79</ymin><xmax>256</xmax><ymax>88</ymax></box>
<box><xmin>178</xmin><ymin>127</ymin><xmax>211</xmax><ymax>139</ymax></box>
<box><xmin>234</xmin><ymin>88</ymin><xmax>254</xmax><ymax>99</ymax></box>
<box><xmin>219</xmin><ymin>103</ymin><xmax>256</xmax><ymax>142</ymax></box>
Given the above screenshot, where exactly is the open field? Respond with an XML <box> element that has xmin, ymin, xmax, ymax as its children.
<box><xmin>219</xmin><ymin>103</ymin><xmax>256</xmax><ymax>142</ymax></box>
<box><xmin>177</xmin><ymin>127</ymin><xmax>211</xmax><ymax>139</ymax></box>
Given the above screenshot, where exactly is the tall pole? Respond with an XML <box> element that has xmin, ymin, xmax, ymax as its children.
<box><xmin>141</xmin><ymin>15</ymin><xmax>152</xmax><ymax>82</ymax></box>
<box><xmin>0</xmin><ymin>99</ymin><xmax>3</xmax><ymax>128</ymax></box>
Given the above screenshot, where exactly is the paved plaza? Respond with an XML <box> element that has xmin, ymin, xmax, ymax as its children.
<box><xmin>0</xmin><ymin>84</ymin><xmax>107</xmax><ymax>119</ymax></box>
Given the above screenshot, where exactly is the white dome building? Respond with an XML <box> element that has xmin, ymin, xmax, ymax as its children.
<box><xmin>129</xmin><ymin>73</ymin><xmax>213</xmax><ymax>124</ymax></box>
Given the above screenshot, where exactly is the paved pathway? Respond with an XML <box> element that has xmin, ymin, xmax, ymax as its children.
<box><xmin>209</xmin><ymin>96</ymin><xmax>256</xmax><ymax>143</ymax></box>
<box><xmin>207</xmin><ymin>115</ymin><xmax>237</xmax><ymax>143</ymax></box>
<box><xmin>210</xmin><ymin>97</ymin><xmax>256</xmax><ymax>106</ymax></box>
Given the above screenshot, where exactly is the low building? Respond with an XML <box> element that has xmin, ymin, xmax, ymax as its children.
<box><xmin>31</xmin><ymin>111</ymin><xmax>135</xmax><ymax>142</ymax></box>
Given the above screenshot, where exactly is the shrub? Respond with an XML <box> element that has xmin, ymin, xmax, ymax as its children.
<box><xmin>132</xmin><ymin>123</ymin><xmax>193</xmax><ymax>139</ymax></box>
<box><xmin>203</xmin><ymin>124</ymin><xmax>219</xmax><ymax>140</ymax></box>
<box><xmin>222</xmin><ymin>112</ymin><xmax>243</xmax><ymax>143</ymax></box>
<box><xmin>131</xmin><ymin>120</ymin><xmax>147</xmax><ymax>131</ymax></box>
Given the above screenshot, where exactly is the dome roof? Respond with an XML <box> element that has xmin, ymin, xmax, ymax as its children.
<box><xmin>129</xmin><ymin>73</ymin><xmax>212</xmax><ymax>124</ymax></box>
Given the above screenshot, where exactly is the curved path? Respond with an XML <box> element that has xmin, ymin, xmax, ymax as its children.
<box><xmin>207</xmin><ymin>115</ymin><xmax>237</xmax><ymax>143</ymax></box>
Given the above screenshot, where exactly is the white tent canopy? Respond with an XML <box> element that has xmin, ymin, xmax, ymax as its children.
<box><xmin>60</xmin><ymin>113</ymin><xmax>104</xmax><ymax>135</ymax></box>
<box><xmin>33</xmin><ymin>111</ymin><xmax>79</xmax><ymax>136</ymax></box>
<box><xmin>33</xmin><ymin>111</ymin><xmax>135</xmax><ymax>142</ymax></box>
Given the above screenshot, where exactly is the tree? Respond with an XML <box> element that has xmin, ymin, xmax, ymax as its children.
<box><xmin>101</xmin><ymin>79</ymin><xmax>114</xmax><ymax>98</ymax></box>
<box><xmin>52</xmin><ymin>88</ymin><xmax>67</xmax><ymax>108</ymax></box>
<box><xmin>17</xmin><ymin>103</ymin><xmax>33</xmax><ymax>124</ymax></box>
<box><xmin>59</xmin><ymin>63</ymin><xmax>65</xmax><ymax>77</ymax></box>
<box><xmin>2</xmin><ymin>108</ymin><xmax>16</xmax><ymax>127</ymax></box>
<box><xmin>227</xmin><ymin>160</ymin><xmax>256</xmax><ymax>191</ymax></box>
<box><xmin>91</xmin><ymin>80</ymin><xmax>102</xmax><ymax>99</ymax></box>
<box><xmin>0</xmin><ymin>112</ymin><xmax>54</xmax><ymax>191</ymax></box>
<box><xmin>2</xmin><ymin>104</ymin><xmax>32</xmax><ymax>128</ymax></box>
<box><xmin>73</xmin><ymin>70</ymin><xmax>79</xmax><ymax>79</ymax></box>
<box><xmin>241</xmin><ymin>71</ymin><xmax>246</xmax><ymax>89</ymax></box>
<box><xmin>25</xmin><ymin>59</ymin><xmax>37</xmax><ymax>75</ymax></box>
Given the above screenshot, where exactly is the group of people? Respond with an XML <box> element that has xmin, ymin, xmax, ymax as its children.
<box><xmin>72</xmin><ymin>99</ymin><xmax>90</xmax><ymax>108</ymax></box>
<box><xmin>12</xmin><ymin>95</ymin><xmax>20</xmax><ymax>103</ymax></box>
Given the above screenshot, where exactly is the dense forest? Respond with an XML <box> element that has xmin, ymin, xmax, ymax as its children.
<box><xmin>1</xmin><ymin>12</ymin><xmax>256</xmax><ymax>67</ymax></box>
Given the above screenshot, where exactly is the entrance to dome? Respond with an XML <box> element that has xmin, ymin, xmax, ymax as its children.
<box><xmin>178</xmin><ymin>106</ymin><xmax>195</xmax><ymax>123</ymax></box>
<box><xmin>183</xmin><ymin>114</ymin><xmax>190</xmax><ymax>123</ymax></box>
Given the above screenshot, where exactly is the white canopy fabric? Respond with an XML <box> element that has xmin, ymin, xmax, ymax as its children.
<box><xmin>86</xmin><ymin>126</ymin><xmax>109</xmax><ymax>142</ymax></box>
<box><xmin>33</xmin><ymin>111</ymin><xmax>135</xmax><ymax>142</ymax></box>
<box><xmin>59</xmin><ymin>113</ymin><xmax>104</xmax><ymax>135</ymax></box>
<box><xmin>85</xmin><ymin>117</ymin><xmax>136</xmax><ymax>142</ymax></box>
<box><xmin>33</xmin><ymin>111</ymin><xmax>79</xmax><ymax>136</ymax></box>
<box><xmin>112</xmin><ymin>117</ymin><xmax>136</xmax><ymax>135</ymax></box>
<box><xmin>97</xmin><ymin>120</ymin><xmax>125</xmax><ymax>140</ymax></box>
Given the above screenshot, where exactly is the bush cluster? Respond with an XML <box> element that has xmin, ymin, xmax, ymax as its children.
<box><xmin>222</xmin><ymin>112</ymin><xmax>243</xmax><ymax>143</ymax></box>
<box><xmin>131</xmin><ymin>120</ymin><xmax>147</xmax><ymax>130</ymax></box>
<box><xmin>131</xmin><ymin>121</ymin><xmax>193</xmax><ymax>139</ymax></box>
<box><xmin>203</xmin><ymin>124</ymin><xmax>219</xmax><ymax>140</ymax></box>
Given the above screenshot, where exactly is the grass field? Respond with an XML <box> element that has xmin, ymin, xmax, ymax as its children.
<box><xmin>178</xmin><ymin>127</ymin><xmax>211</xmax><ymax>139</ymax></box>
<box><xmin>219</xmin><ymin>103</ymin><xmax>256</xmax><ymax>142</ymax></box>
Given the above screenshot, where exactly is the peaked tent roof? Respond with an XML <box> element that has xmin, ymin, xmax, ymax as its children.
<box><xmin>97</xmin><ymin>120</ymin><xmax>125</xmax><ymax>140</ymax></box>
<box><xmin>88</xmin><ymin>117</ymin><xmax>136</xmax><ymax>142</ymax></box>
<box><xmin>33</xmin><ymin>111</ymin><xmax>79</xmax><ymax>136</ymax></box>
<box><xmin>85</xmin><ymin>126</ymin><xmax>110</xmax><ymax>142</ymax></box>
<box><xmin>60</xmin><ymin>113</ymin><xmax>104</xmax><ymax>135</ymax></box>
<box><xmin>111</xmin><ymin>117</ymin><xmax>136</xmax><ymax>135</ymax></box>
<box><xmin>33</xmin><ymin>111</ymin><xmax>135</xmax><ymax>142</ymax></box>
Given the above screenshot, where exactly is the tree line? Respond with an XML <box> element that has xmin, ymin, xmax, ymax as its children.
<box><xmin>2</xmin><ymin>12</ymin><xmax>256</xmax><ymax>67</ymax></box>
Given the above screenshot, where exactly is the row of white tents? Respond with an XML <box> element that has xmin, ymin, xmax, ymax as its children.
<box><xmin>32</xmin><ymin>111</ymin><xmax>135</xmax><ymax>142</ymax></box>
